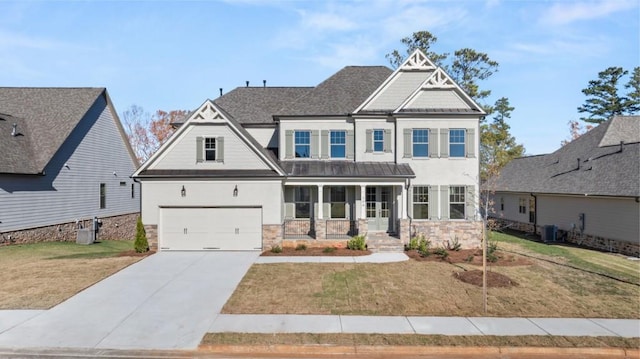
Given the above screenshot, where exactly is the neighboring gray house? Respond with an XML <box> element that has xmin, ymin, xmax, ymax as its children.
<box><xmin>490</xmin><ymin>116</ymin><xmax>640</xmax><ymax>257</ymax></box>
<box><xmin>0</xmin><ymin>88</ymin><xmax>140</xmax><ymax>243</ymax></box>
<box><xmin>133</xmin><ymin>50</ymin><xmax>485</xmax><ymax>251</ymax></box>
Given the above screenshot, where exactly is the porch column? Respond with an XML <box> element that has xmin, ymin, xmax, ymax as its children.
<box><xmin>401</xmin><ymin>184</ymin><xmax>408</xmax><ymax>219</ymax></box>
<box><xmin>317</xmin><ymin>185</ymin><xmax>324</xmax><ymax>219</ymax></box>
<box><xmin>360</xmin><ymin>185</ymin><xmax>367</xmax><ymax>219</ymax></box>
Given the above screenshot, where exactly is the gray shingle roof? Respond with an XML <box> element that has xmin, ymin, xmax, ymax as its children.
<box><xmin>282</xmin><ymin>161</ymin><xmax>415</xmax><ymax>178</ymax></box>
<box><xmin>277</xmin><ymin>66</ymin><xmax>393</xmax><ymax>117</ymax></box>
<box><xmin>493</xmin><ymin>116</ymin><xmax>640</xmax><ymax>197</ymax></box>
<box><xmin>0</xmin><ymin>87</ymin><xmax>105</xmax><ymax>174</ymax></box>
<box><xmin>213</xmin><ymin>87</ymin><xmax>312</xmax><ymax>125</ymax></box>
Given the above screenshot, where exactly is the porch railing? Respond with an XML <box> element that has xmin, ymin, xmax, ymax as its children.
<box><xmin>283</xmin><ymin>219</ymin><xmax>315</xmax><ymax>239</ymax></box>
<box><xmin>326</xmin><ymin>219</ymin><xmax>358</xmax><ymax>239</ymax></box>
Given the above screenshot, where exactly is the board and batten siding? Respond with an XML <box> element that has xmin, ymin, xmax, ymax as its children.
<box><xmin>149</xmin><ymin>125</ymin><xmax>270</xmax><ymax>170</ymax></box>
<box><xmin>536</xmin><ymin>195</ymin><xmax>640</xmax><ymax>244</ymax></box>
<box><xmin>140</xmin><ymin>180</ymin><xmax>282</xmax><ymax>225</ymax></box>
<box><xmin>0</xmin><ymin>95</ymin><xmax>139</xmax><ymax>232</ymax></box>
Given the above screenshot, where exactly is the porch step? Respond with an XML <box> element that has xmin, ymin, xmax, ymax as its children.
<box><xmin>366</xmin><ymin>234</ymin><xmax>405</xmax><ymax>253</ymax></box>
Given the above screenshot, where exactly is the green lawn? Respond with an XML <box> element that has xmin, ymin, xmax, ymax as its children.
<box><xmin>0</xmin><ymin>240</ymin><xmax>135</xmax><ymax>260</ymax></box>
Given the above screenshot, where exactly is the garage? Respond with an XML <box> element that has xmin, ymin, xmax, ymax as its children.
<box><xmin>160</xmin><ymin>207</ymin><xmax>262</xmax><ymax>251</ymax></box>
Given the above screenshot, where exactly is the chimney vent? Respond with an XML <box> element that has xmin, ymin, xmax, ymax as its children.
<box><xmin>263</xmin><ymin>80</ymin><xmax>266</xmax><ymax>88</ymax></box>
<box><xmin>219</xmin><ymin>88</ymin><xmax>223</xmax><ymax>97</ymax></box>
<box><xmin>246</xmin><ymin>81</ymin><xmax>249</xmax><ymax>87</ymax></box>
<box><xmin>11</xmin><ymin>123</ymin><xmax>17</xmax><ymax>137</ymax></box>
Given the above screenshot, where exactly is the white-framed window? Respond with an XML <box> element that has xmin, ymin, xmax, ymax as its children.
<box><xmin>413</xmin><ymin>129</ymin><xmax>429</xmax><ymax>157</ymax></box>
<box><xmin>413</xmin><ymin>186</ymin><xmax>429</xmax><ymax>219</ymax></box>
<box><xmin>99</xmin><ymin>183</ymin><xmax>106</xmax><ymax>209</ymax></box>
<box><xmin>131</xmin><ymin>183</ymin><xmax>135</xmax><ymax>199</ymax></box>
<box><xmin>500</xmin><ymin>197</ymin><xmax>504</xmax><ymax>211</ymax></box>
<box><xmin>330</xmin><ymin>131</ymin><xmax>346</xmax><ymax>158</ymax></box>
<box><xmin>449</xmin><ymin>129</ymin><xmax>465</xmax><ymax>157</ymax></box>
<box><xmin>519</xmin><ymin>198</ymin><xmax>527</xmax><ymax>214</ymax></box>
<box><xmin>449</xmin><ymin>186</ymin><xmax>465</xmax><ymax>219</ymax></box>
<box><xmin>204</xmin><ymin>137</ymin><xmax>216</xmax><ymax>161</ymax></box>
<box><xmin>295</xmin><ymin>131</ymin><xmax>311</xmax><ymax>158</ymax></box>
<box><xmin>373</xmin><ymin>129</ymin><xmax>384</xmax><ymax>152</ymax></box>
<box><xmin>330</xmin><ymin>186</ymin><xmax>346</xmax><ymax>218</ymax></box>
<box><xmin>295</xmin><ymin>187</ymin><xmax>311</xmax><ymax>218</ymax></box>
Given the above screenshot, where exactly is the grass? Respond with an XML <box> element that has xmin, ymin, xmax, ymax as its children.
<box><xmin>0</xmin><ymin>240</ymin><xmax>144</xmax><ymax>309</ymax></box>
<box><xmin>202</xmin><ymin>333</ymin><xmax>640</xmax><ymax>349</ymax></box>
<box><xmin>492</xmin><ymin>230</ymin><xmax>640</xmax><ymax>285</ymax></box>
<box><xmin>222</xmin><ymin>232</ymin><xmax>640</xmax><ymax>318</ymax></box>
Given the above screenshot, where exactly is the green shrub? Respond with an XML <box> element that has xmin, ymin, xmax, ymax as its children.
<box><xmin>134</xmin><ymin>217</ymin><xmax>149</xmax><ymax>253</ymax></box>
<box><xmin>487</xmin><ymin>240</ymin><xmax>499</xmax><ymax>262</ymax></box>
<box><xmin>406</xmin><ymin>236</ymin><xmax>420</xmax><ymax>251</ymax></box>
<box><xmin>347</xmin><ymin>235</ymin><xmax>366</xmax><ymax>251</ymax></box>
<box><xmin>447</xmin><ymin>237</ymin><xmax>462</xmax><ymax>251</ymax></box>
<box><xmin>465</xmin><ymin>254</ymin><xmax>475</xmax><ymax>263</ymax></box>
<box><xmin>417</xmin><ymin>237</ymin><xmax>431</xmax><ymax>257</ymax></box>
<box><xmin>295</xmin><ymin>243</ymin><xmax>307</xmax><ymax>251</ymax></box>
<box><xmin>270</xmin><ymin>245</ymin><xmax>282</xmax><ymax>253</ymax></box>
<box><xmin>434</xmin><ymin>247</ymin><xmax>448</xmax><ymax>258</ymax></box>
<box><xmin>323</xmin><ymin>247</ymin><xmax>336</xmax><ymax>253</ymax></box>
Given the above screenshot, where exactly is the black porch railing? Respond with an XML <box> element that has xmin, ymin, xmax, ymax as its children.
<box><xmin>326</xmin><ymin>219</ymin><xmax>358</xmax><ymax>239</ymax></box>
<box><xmin>283</xmin><ymin>219</ymin><xmax>315</xmax><ymax>239</ymax></box>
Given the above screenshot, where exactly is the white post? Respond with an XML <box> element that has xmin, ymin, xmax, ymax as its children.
<box><xmin>401</xmin><ymin>184</ymin><xmax>408</xmax><ymax>219</ymax></box>
<box><xmin>317</xmin><ymin>185</ymin><xmax>324</xmax><ymax>219</ymax></box>
<box><xmin>360</xmin><ymin>185</ymin><xmax>367</xmax><ymax>219</ymax></box>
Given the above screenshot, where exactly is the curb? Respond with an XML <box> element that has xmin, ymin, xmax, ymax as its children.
<box><xmin>199</xmin><ymin>344</ymin><xmax>639</xmax><ymax>357</ymax></box>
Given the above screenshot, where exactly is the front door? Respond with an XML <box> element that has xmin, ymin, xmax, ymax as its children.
<box><xmin>366</xmin><ymin>186</ymin><xmax>392</xmax><ymax>232</ymax></box>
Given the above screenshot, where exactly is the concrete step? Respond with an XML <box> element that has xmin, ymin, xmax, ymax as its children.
<box><xmin>366</xmin><ymin>235</ymin><xmax>405</xmax><ymax>253</ymax></box>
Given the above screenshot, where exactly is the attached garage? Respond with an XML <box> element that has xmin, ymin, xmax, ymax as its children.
<box><xmin>160</xmin><ymin>207</ymin><xmax>262</xmax><ymax>251</ymax></box>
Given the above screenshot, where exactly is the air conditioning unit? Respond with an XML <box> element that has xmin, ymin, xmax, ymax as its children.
<box><xmin>76</xmin><ymin>228</ymin><xmax>94</xmax><ymax>245</ymax></box>
<box><xmin>541</xmin><ymin>225</ymin><xmax>557</xmax><ymax>243</ymax></box>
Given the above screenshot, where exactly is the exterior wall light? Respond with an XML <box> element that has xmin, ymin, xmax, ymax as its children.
<box><xmin>181</xmin><ymin>185</ymin><xmax>186</xmax><ymax>197</ymax></box>
<box><xmin>233</xmin><ymin>185</ymin><xmax>238</xmax><ymax>197</ymax></box>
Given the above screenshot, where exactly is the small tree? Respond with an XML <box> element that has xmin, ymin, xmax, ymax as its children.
<box><xmin>134</xmin><ymin>216</ymin><xmax>149</xmax><ymax>253</ymax></box>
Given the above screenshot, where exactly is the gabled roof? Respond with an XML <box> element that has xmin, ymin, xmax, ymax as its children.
<box><xmin>493</xmin><ymin>116</ymin><xmax>640</xmax><ymax>197</ymax></box>
<box><xmin>213</xmin><ymin>87</ymin><xmax>312</xmax><ymax>125</ymax></box>
<box><xmin>0</xmin><ymin>87</ymin><xmax>109</xmax><ymax>175</ymax></box>
<box><xmin>276</xmin><ymin>66</ymin><xmax>392</xmax><ymax>117</ymax></box>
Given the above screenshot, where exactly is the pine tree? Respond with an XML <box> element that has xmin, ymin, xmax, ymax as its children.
<box><xmin>577</xmin><ymin>67</ymin><xmax>629</xmax><ymax>123</ymax></box>
<box><xmin>480</xmin><ymin>97</ymin><xmax>525</xmax><ymax>180</ymax></box>
<box><xmin>134</xmin><ymin>216</ymin><xmax>149</xmax><ymax>253</ymax></box>
<box><xmin>625</xmin><ymin>67</ymin><xmax>640</xmax><ymax>114</ymax></box>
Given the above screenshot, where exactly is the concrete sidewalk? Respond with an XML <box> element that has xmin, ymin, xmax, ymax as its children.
<box><xmin>210</xmin><ymin>314</ymin><xmax>640</xmax><ymax>338</ymax></box>
<box><xmin>256</xmin><ymin>252</ymin><xmax>409</xmax><ymax>263</ymax></box>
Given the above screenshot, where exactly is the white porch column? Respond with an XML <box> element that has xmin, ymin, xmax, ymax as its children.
<box><xmin>317</xmin><ymin>185</ymin><xmax>324</xmax><ymax>219</ymax></box>
<box><xmin>401</xmin><ymin>184</ymin><xmax>408</xmax><ymax>219</ymax></box>
<box><xmin>360</xmin><ymin>184</ymin><xmax>367</xmax><ymax>219</ymax></box>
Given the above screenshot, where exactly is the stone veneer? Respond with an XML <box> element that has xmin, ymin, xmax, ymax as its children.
<box><xmin>262</xmin><ymin>224</ymin><xmax>282</xmax><ymax>249</ymax></box>
<box><xmin>144</xmin><ymin>224</ymin><xmax>158</xmax><ymax>251</ymax></box>
<box><xmin>411</xmin><ymin>220</ymin><xmax>482</xmax><ymax>249</ymax></box>
<box><xmin>397</xmin><ymin>219</ymin><xmax>410</xmax><ymax>244</ymax></box>
<box><xmin>490</xmin><ymin>218</ymin><xmax>536</xmax><ymax>234</ymax></box>
<box><xmin>1</xmin><ymin>213</ymin><xmax>139</xmax><ymax>245</ymax></box>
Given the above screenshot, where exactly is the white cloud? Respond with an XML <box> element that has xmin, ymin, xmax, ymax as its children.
<box><xmin>0</xmin><ymin>30</ymin><xmax>59</xmax><ymax>50</ymax></box>
<box><xmin>541</xmin><ymin>0</ymin><xmax>638</xmax><ymax>25</ymax></box>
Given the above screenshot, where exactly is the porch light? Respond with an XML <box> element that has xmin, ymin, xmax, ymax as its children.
<box><xmin>233</xmin><ymin>185</ymin><xmax>238</xmax><ymax>197</ymax></box>
<box><xmin>181</xmin><ymin>185</ymin><xmax>186</xmax><ymax>197</ymax></box>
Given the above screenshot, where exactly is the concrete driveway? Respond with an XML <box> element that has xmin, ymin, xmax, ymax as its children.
<box><xmin>0</xmin><ymin>251</ymin><xmax>258</xmax><ymax>350</ymax></box>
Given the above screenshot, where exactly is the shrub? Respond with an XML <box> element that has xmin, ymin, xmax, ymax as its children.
<box><xmin>487</xmin><ymin>240</ymin><xmax>499</xmax><ymax>263</ymax></box>
<box><xmin>295</xmin><ymin>243</ymin><xmax>307</xmax><ymax>251</ymax></box>
<box><xmin>406</xmin><ymin>236</ymin><xmax>420</xmax><ymax>251</ymax></box>
<box><xmin>134</xmin><ymin>217</ymin><xmax>149</xmax><ymax>253</ymax></box>
<box><xmin>270</xmin><ymin>245</ymin><xmax>282</xmax><ymax>253</ymax></box>
<box><xmin>446</xmin><ymin>237</ymin><xmax>462</xmax><ymax>251</ymax></box>
<box><xmin>465</xmin><ymin>254</ymin><xmax>475</xmax><ymax>263</ymax></box>
<box><xmin>434</xmin><ymin>247</ymin><xmax>448</xmax><ymax>258</ymax></box>
<box><xmin>347</xmin><ymin>235</ymin><xmax>366</xmax><ymax>251</ymax></box>
<box><xmin>323</xmin><ymin>247</ymin><xmax>336</xmax><ymax>253</ymax></box>
<box><xmin>417</xmin><ymin>237</ymin><xmax>431</xmax><ymax>257</ymax></box>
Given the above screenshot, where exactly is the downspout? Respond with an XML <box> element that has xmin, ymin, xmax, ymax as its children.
<box><xmin>530</xmin><ymin>193</ymin><xmax>537</xmax><ymax>235</ymax></box>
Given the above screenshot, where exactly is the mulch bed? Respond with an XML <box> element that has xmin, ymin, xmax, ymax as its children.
<box><xmin>405</xmin><ymin>249</ymin><xmax>531</xmax><ymax>266</ymax></box>
<box><xmin>454</xmin><ymin>270</ymin><xmax>518</xmax><ymax>288</ymax></box>
<box><xmin>261</xmin><ymin>247</ymin><xmax>372</xmax><ymax>256</ymax></box>
<box><xmin>117</xmin><ymin>250</ymin><xmax>156</xmax><ymax>257</ymax></box>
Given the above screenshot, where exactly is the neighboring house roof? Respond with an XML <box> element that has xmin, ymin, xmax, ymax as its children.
<box><xmin>277</xmin><ymin>66</ymin><xmax>393</xmax><ymax>117</ymax></box>
<box><xmin>493</xmin><ymin>116</ymin><xmax>640</xmax><ymax>197</ymax></box>
<box><xmin>282</xmin><ymin>161</ymin><xmax>415</xmax><ymax>178</ymax></box>
<box><xmin>213</xmin><ymin>87</ymin><xmax>312</xmax><ymax>125</ymax></box>
<box><xmin>0</xmin><ymin>87</ymin><xmax>107</xmax><ymax>175</ymax></box>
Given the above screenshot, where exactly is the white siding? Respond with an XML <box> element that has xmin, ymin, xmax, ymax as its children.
<box><xmin>150</xmin><ymin>125</ymin><xmax>270</xmax><ymax>170</ymax></box>
<box><xmin>365</xmin><ymin>71</ymin><xmax>430</xmax><ymax>111</ymax></box>
<box><xmin>537</xmin><ymin>195</ymin><xmax>640</xmax><ymax>243</ymax></box>
<box><xmin>0</xmin><ymin>96</ymin><xmax>139</xmax><ymax>232</ymax></box>
<box><xmin>278</xmin><ymin>119</ymin><xmax>353</xmax><ymax>161</ymax></box>
<box><xmin>354</xmin><ymin>118</ymin><xmax>395</xmax><ymax>162</ymax></box>
<box><xmin>140</xmin><ymin>179</ymin><xmax>282</xmax><ymax>225</ymax></box>
<box><xmin>490</xmin><ymin>192</ymin><xmax>532</xmax><ymax>224</ymax></box>
<box><xmin>246</xmin><ymin>127</ymin><xmax>278</xmax><ymax>148</ymax></box>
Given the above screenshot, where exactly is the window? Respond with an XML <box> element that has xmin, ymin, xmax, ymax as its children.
<box><xmin>294</xmin><ymin>187</ymin><xmax>311</xmax><ymax>218</ymax></box>
<box><xmin>99</xmin><ymin>183</ymin><xmax>106</xmax><ymax>209</ymax></box>
<box><xmin>413</xmin><ymin>186</ymin><xmax>429</xmax><ymax>219</ymax></box>
<box><xmin>119</xmin><ymin>181</ymin><xmax>126</xmax><ymax>187</ymax></box>
<box><xmin>330</xmin><ymin>131</ymin><xmax>346</xmax><ymax>158</ymax></box>
<box><xmin>519</xmin><ymin>198</ymin><xmax>526</xmax><ymax>214</ymax></box>
<box><xmin>131</xmin><ymin>183</ymin><xmax>135</xmax><ymax>199</ymax></box>
<box><xmin>449</xmin><ymin>129</ymin><xmax>465</xmax><ymax>157</ymax></box>
<box><xmin>413</xmin><ymin>129</ymin><xmax>429</xmax><ymax>157</ymax></box>
<box><xmin>500</xmin><ymin>197</ymin><xmax>504</xmax><ymax>211</ymax></box>
<box><xmin>295</xmin><ymin>131</ymin><xmax>310</xmax><ymax>158</ymax></box>
<box><xmin>204</xmin><ymin>137</ymin><xmax>216</xmax><ymax>161</ymax></box>
<box><xmin>449</xmin><ymin>186</ymin><xmax>465</xmax><ymax>219</ymax></box>
<box><xmin>330</xmin><ymin>186</ymin><xmax>346</xmax><ymax>218</ymax></box>
<box><xmin>373</xmin><ymin>129</ymin><xmax>384</xmax><ymax>152</ymax></box>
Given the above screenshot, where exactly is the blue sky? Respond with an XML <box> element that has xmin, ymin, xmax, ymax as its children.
<box><xmin>1</xmin><ymin>0</ymin><xmax>638</xmax><ymax>155</ymax></box>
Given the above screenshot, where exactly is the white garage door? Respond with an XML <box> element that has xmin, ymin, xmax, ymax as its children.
<box><xmin>160</xmin><ymin>207</ymin><xmax>262</xmax><ymax>251</ymax></box>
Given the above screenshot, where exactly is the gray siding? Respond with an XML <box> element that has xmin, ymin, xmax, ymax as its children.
<box><xmin>0</xmin><ymin>96</ymin><xmax>139</xmax><ymax>232</ymax></box>
<box><xmin>406</xmin><ymin>90</ymin><xmax>470</xmax><ymax>109</ymax></box>
<box><xmin>365</xmin><ymin>71</ymin><xmax>430</xmax><ymax>111</ymax></box>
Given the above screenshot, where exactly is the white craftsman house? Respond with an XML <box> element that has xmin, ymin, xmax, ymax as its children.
<box><xmin>133</xmin><ymin>50</ymin><xmax>485</xmax><ymax>251</ymax></box>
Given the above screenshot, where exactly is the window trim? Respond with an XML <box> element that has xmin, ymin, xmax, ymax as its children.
<box><xmin>294</xmin><ymin>131</ymin><xmax>311</xmax><ymax>158</ymax></box>
<box><xmin>204</xmin><ymin>137</ymin><xmax>216</xmax><ymax>161</ymax></box>
<box><xmin>412</xmin><ymin>186</ymin><xmax>429</xmax><ymax>220</ymax></box>
<box><xmin>131</xmin><ymin>183</ymin><xmax>135</xmax><ymax>199</ymax></box>
<box><xmin>330</xmin><ymin>130</ymin><xmax>346</xmax><ymax>159</ymax></box>
<box><xmin>412</xmin><ymin>129</ymin><xmax>429</xmax><ymax>158</ymax></box>
<box><xmin>449</xmin><ymin>186</ymin><xmax>465</xmax><ymax>220</ymax></box>
<box><xmin>449</xmin><ymin>129</ymin><xmax>466</xmax><ymax>158</ymax></box>
<box><xmin>99</xmin><ymin>183</ymin><xmax>106</xmax><ymax>209</ymax></box>
<box><xmin>373</xmin><ymin>129</ymin><xmax>384</xmax><ymax>153</ymax></box>
<box><xmin>519</xmin><ymin>198</ymin><xmax>527</xmax><ymax>214</ymax></box>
